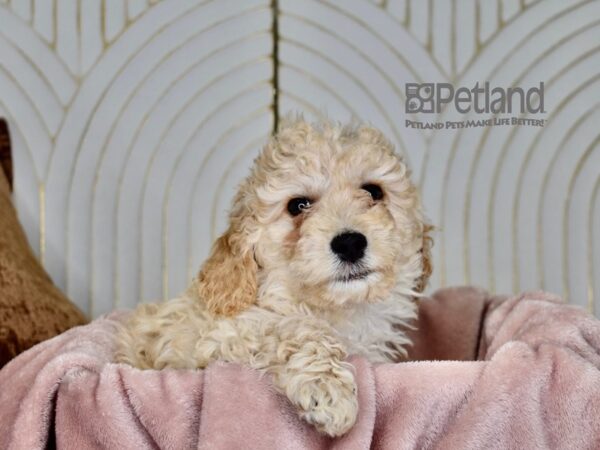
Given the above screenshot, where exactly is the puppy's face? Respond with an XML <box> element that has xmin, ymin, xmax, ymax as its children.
<box><xmin>248</xmin><ymin>121</ymin><xmax>430</xmax><ymax>310</ymax></box>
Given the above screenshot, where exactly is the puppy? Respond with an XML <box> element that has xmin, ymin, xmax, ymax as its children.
<box><xmin>115</xmin><ymin>118</ymin><xmax>432</xmax><ymax>437</ymax></box>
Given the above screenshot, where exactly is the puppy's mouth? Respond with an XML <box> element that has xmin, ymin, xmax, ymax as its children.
<box><xmin>333</xmin><ymin>269</ymin><xmax>373</xmax><ymax>283</ymax></box>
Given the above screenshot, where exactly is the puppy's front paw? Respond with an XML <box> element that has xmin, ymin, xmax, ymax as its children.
<box><xmin>292</xmin><ymin>365</ymin><xmax>358</xmax><ymax>437</ymax></box>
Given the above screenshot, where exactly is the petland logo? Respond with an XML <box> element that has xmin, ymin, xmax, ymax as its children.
<box><xmin>405</xmin><ymin>82</ymin><xmax>546</xmax><ymax>129</ymax></box>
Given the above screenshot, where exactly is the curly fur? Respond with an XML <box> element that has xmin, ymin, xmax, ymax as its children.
<box><xmin>115</xmin><ymin>117</ymin><xmax>432</xmax><ymax>437</ymax></box>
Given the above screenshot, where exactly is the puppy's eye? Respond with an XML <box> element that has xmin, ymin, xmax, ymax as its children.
<box><xmin>287</xmin><ymin>197</ymin><xmax>312</xmax><ymax>216</ymax></box>
<box><xmin>361</xmin><ymin>183</ymin><xmax>384</xmax><ymax>201</ymax></box>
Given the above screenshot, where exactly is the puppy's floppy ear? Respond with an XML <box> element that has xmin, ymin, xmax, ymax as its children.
<box><xmin>196</xmin><ymin>225</ymin><xmax>258</xmax><ymax>316</ymax></box>
<box><xmin>414</xmin><ymin>224</ymin><xmax>433</xmax><ymax>293</ymax></box>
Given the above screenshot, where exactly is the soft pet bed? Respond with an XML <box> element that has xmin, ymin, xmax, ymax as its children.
<box><xmin>1</xmin><ymin>287</ymin><xmax>599</xmax><ymax>449</ymax></box>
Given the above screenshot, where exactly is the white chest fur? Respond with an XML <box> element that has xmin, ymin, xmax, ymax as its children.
<box><xmin>327</xmin><ymin>297</ymin><xmax>417</xmax><ymax>363</ymax></box>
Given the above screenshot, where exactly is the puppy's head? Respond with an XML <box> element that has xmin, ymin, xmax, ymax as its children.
<box><xmin>197</xmin><ymin>118</ymin><xmax>432</xmax><ymax>315</ymax></box>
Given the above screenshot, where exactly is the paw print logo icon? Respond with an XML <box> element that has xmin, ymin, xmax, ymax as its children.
<box><xmin>405</xmin><ymin>83</ymin><xmax>435</xmax><ymax>113</ymax></box>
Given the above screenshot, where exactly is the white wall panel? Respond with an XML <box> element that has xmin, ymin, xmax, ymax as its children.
<box><xmin>2</xmin><ymin>0</ymin><xmax>273</xmax><ymax>317</ymax></box>
<box><xmin>0</xmin><ymin>0</ymin><xmax>598</xmax><ymax>317</ymax></box>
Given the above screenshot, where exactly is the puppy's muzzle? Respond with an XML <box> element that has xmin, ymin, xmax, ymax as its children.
<box><xmin>330</xmin><ymin>231</ymin><xmax>367</xmax><ymax>263</ymax></box>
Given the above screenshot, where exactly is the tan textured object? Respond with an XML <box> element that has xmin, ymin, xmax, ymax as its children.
<box><xmin>0</xmin><ymin>119</ymin><xmax>10</xmax><ymax>190</ymax></box>
<box><xmin>0</xmin><ymin>165</ymin><xmax>87</xmax><ymax>368</ymax></box>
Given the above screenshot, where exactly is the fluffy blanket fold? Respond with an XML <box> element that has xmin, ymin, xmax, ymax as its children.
<box><xmin>1</xmin><ymin>287</ymin><xmax>599</xmax><ymax>449</ymax></box>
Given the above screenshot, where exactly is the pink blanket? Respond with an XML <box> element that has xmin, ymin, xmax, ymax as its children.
<box><xmin>1</xmin><ymin>287</ymin><xmax>599</xmax><ymax>449</ymax></box>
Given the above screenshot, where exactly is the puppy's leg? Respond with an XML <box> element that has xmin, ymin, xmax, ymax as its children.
<box><xmin>114</xmin><ymin>296</ymin><xmax>215</xmax><ymax>370</ymax></box>
<box><xmin>116</xmin><ymin>304</ymin><xmax>358</xmax><ymax>436</ymax></box>
<box><xmin>197</xmin><ymin>312</ymin><xmax>359</xmax><ymax>437</ymax></box>
<box><xmin>269</xmin><ymin>318</ymin><xmax>358</xmax><ymax>437</ymax></box>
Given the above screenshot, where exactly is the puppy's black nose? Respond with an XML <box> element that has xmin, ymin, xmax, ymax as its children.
<box><xmin>330</xmin><ymin>232</ymin><xmax>367</xmax><ymax>263</ymax></box>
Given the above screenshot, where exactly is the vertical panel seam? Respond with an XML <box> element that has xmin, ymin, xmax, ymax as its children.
<box><xmin>271</xmin><ymin>0</ymin><xmax>279</xmax><ymax>133</ymax></box>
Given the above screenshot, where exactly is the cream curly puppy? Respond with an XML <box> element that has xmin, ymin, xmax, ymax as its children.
<box><xmin>115</xmin><ymin>118</ymin><xmax>432</xmax><ymax>437</ymax></box>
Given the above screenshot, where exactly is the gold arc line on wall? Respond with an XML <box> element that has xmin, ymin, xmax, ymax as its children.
<box><xmin>48</xmin><ymin>0</ymin><xmax>221</xmax><ymax>197</ymax></box>
<box><xmin>534</xmin><ymin>75</ymin><xmax>600</xmax><ymax>292</ymax></box>
<box><xmin>81</xmin><ymin>0</ymin><xmax>196</xmax><ymax>81</ymax></box>
<box><xmin>510</xmin><ymin>47</ymin><xmax>600</xmax><ymax>290</ymax></box>
<box><xmin>152</xmin><ymin>79</ymin><xmax>271</xmax><ymax>300</ymax></box>
<box><xmin>549</xmin><ymin>105</ymin><xmax>600</xmax><ymax>300</ymax></box>
<box><xmin>509</xmin><ymin>71</ymin><xmax>600</xmax><ymax>297</ymax></box>
<box><xmin>461</xmin><ymin>29</ymin><xmax>580</xmax><ymax>287</ymax></box>
<box><xmin>119</xmin><ymin>55</ymin><xmax>271</xmax><ymax>306</ymax></box>
<box><xmin>280</xmin><ymin>38</ymin><xmax>410</xmax><ymax>164</ymax></box>
<box><xmin>46</xmin><ymin>0</ymin><xmax>214</xmax><ymax>305</ymax></box>
<box><xmin>285</xmin><ymin>0</ymin><xmax>447</xmax><ymax>81</ymax></box>
<box><xmin>0</xmin><ymin>8</ymin><xmax>76</xmax><ymax>106</ymax></box>
<box><xmin>450</xmin><ymin>0</ymin><xmax>456</xmax><ymax>77</ymax></box>
<box><xmin>512</xmin><ymin>72</ymin><xmax>600</xmax><ymax>296</ymax></box>
<box><xmin>564</xmin><ymin>132</ymin><xmax>600</xmax><ymax>312</ymax></box>
<box><xmin>129</xmin><ymin>66</ymin><xmax>273</xmax><ymax>307</ymax></box>
<box><xmin>426</xmin><ymin>0</ymin><xmax>433</xmax><ymax>54</ymax></box>
<box><xmin>458</xmin><ymin>0</ymin><xmax>544</xmax><ymax>80</ymax></box>
<box><xmin>474</xmin><ymin>0</ymin><xmax>481</xmax><ymax>50</ymax></box>
<box><xmin>101</xmin><ymin>0</ymin><xmax>132</xmax><ymax>47</ymax></box>
<box><xmin>432</xmin><ymin>4</ymin><xmax>598</xmax><ymax>291</ymax></box>
<box><xmin>154</xmin><ymin>82</ymin><xmax>272</xmax><ymax>302</ymax></box>
<box><xmin>109</xmin><ymin>49</ymin><xmax>271</xmax><ymax>304</ymax></box>
<box><xmin>151</xmin><ymin>79</ymin><xmax>272</xmax><ymax>304</ymax></box>
<box><xmin>590</xmin><ymin>176</ymin><xmax>600</xmax><ymax>315</ymax></box>
<box><xmin>97</xmin><ymin>27</ymin><xmax>270</xmax><ymax>201</ymax></box>
<box><xmin>65</xmin><ymin>3</ymin><xmax>271</xmax><ymax>312</ymax></box>
<box><xmin>470</xmin><ymin>29</ymin><xmax>600</xmax><ymax>293</ymax></box>
<box><xmin>423</xmin><ymin>0</ymin><xmax>596</xmax><ymax>191</ymax></box>
<box><xmin>378</xmin><ymin>0</ymin><xmax>514</xmax><ymax>65</ymax></box>
<box><xmin>538</xmin><ymin>99</ymin><xmax>600</xmax><ymax>300</ymax></box>
<box><xmin>282</xmin><ymin>3</ymin><xmax>449</xmax><ymax>142</ymax></box>
<box><xmin>123</xmin><ymin>56</ymin><xmax>268</xmax><ymax>304</ymax></box>
<box><xmin>0</xmin><ymin>47</ymin><xmax>59</xmax><ymax>141</ymax></box>
<box><xmin>162</xmin><ymin>134</ymin><xmax>269</xmax><ymax>301</ymax></box>
<box><xmin>473</xmin><ymin>23</ymin><xmax>600</xmax><ymax>292</ymax></box>
<box><xmin>279</xmin><ymin>90</ymin><xmax>326</xmax><ymax>120</ymax></box>
<box><xmin>281</xmin><ymin>9</ymin><xmax>430</xmax><ymax>150</ymax></box>
<box><xmin>184</xmin><ymin>106</ymin><xmax>272</xmax><ymax>282</ymax></box>
<box><xmin>165</xmin><ymin>132</ymin><xmax>270</xmax><ymax>300</ymax></box>
<box><xmin>281</xmin><ymin>11</ymin><xmax>420</xmax><ymax>98</ymax></box>
<box><xmin>280</xmin><ymin>63</ymin><xmax>357</xmax><ymax>117</ymax></box>
<box><xmin>90</xmin><ymin>31</ymin><xmax>271</xmax><ymax>309</ymax></box>
<box><xmin>419</xmin><ymin>0</ymin><xmax>593</xmax><ymax>190</ymax></box>
<box><xmin>39</xmin><ymin>182</ymin><xmax>45</xmax><ymax>264</ymax></box>
<box><xmin>209</xmin><ymin>134</ymin><xmax>272</xmax><ymax>241</ymax></box>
